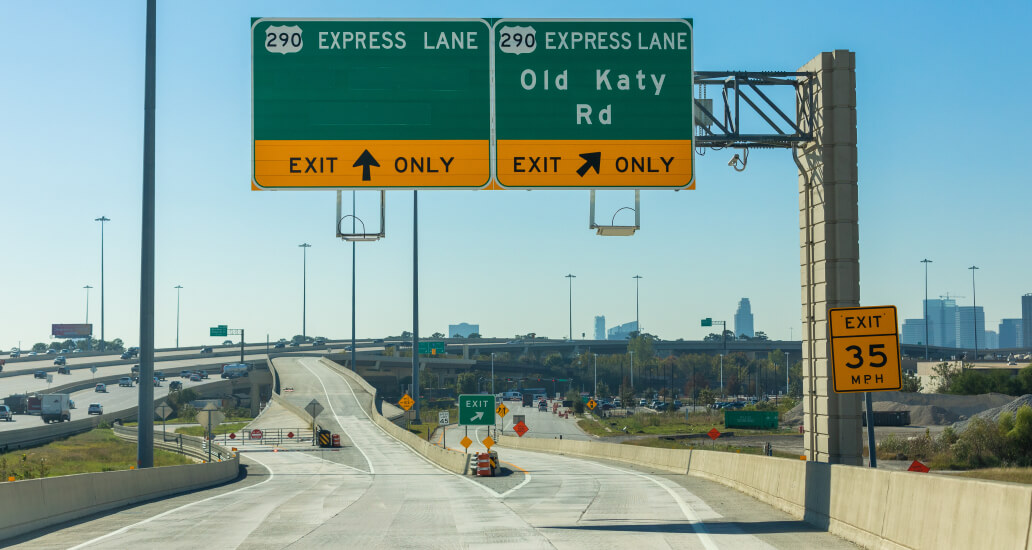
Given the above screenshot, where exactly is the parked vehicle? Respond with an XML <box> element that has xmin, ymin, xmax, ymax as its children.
<box><xmin>0</xmin><ymin>405</ymin><xmax>12</xmax><ymax>421</ymax></box>
<box><xmin>40</xmin><ymin>394</ymin><xmax>71</xmax><ymax>423</ymax></box>
<box><xmin>87</xmin><ymin>403</ymin><xmax>103</xmax><ymax>415</ymax></box>
<box><xmin>118</xmin><ymin>377</ymin><xmax>133</xmax><ymax>387</ymax></box>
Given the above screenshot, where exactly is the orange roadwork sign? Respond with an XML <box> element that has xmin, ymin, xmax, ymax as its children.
<box><xmin>828</xmin><ymin>306</ymin><xmax>902</xmax><ymax>393</ymax></box>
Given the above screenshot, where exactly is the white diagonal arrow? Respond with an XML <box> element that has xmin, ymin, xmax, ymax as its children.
<box><xmin>471</xmin><ymin>411</ymin><xmax>484</xmax><ymax>422</ymax></box>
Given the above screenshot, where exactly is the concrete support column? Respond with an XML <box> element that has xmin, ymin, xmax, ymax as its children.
<box><xmin>797</xmin><ymin>50</ymin><xmax>862</xmax><ymax>465</ymax></box>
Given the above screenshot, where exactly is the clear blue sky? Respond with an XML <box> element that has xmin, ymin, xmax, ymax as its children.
<box><xmin>2</xmin><ymin>1</ymin><xmax>1029</xmax><ymax>350</ymax></box>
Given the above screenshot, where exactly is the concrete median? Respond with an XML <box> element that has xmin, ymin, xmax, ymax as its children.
<box><xmin>0</xmin><ymin>457</ymin><xmax>238</xmax><ymax>542</ymax></box>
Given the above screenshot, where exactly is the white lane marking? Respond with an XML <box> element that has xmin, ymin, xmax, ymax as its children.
<box><xmin>68</xmin><ymin>453</ymin><xmax>276</xmax><ymax>550</ymax></box>
<box><xmin>296</xmin><ymin>358</ymin><xmax>375</xmax><ymax>475</ymax></box>
<box><xmin>586</xmin><ymin>460</ymin><xmax>720</xmax><ymax>550</ymax></box>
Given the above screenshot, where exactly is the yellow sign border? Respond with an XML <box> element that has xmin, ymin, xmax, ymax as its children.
<box><xmin>828</xmin><ymin>305</ymin><xmax>903</xmax><ymax>393</ymax></box>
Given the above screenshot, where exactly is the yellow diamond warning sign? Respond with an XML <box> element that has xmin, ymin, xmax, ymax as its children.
<box><xmin>398</xmin><ymin>394</ymin><xmax>415</xmax><ymax>411</ymax></box>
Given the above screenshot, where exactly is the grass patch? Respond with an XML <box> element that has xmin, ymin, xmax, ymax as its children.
<box><xmin>174</xmin><ymin>422</ymin><xmax>249</xmax><ymax>437</ymax></box>
<box><xmin>0</xmin><ymin>428</ymin><xmax>192</xmax><ymax>481</ymax></box>
<box><xmin>406</xmin><ymin>407</ymin><xmax>459</xmax><ymax>441</ymax></box>
<box><xmin>952</xmin><ymin>468</ymin><xmax>1032</xmax><ymax>485</ymax></box>
<box><xmin>577</xmin><ymin>410</ymin><xmax>790</xmax><ymax>438</ymax></box>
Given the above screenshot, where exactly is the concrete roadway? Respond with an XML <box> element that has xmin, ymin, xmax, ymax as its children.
<box><xmin>13</xmin><ymin>356</ymin><xmax>858</xmax><ymax>548</ymax></box>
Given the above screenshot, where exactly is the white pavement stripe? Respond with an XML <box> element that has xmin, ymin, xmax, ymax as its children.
<box><xmin>296</xmin><ymin>358</ymin><xmax>375</xmax><ymax>474</ymax></box>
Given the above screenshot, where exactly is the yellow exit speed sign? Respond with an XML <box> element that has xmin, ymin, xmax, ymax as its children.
<box><xmin>828</xmin><ymin>305</ymin><xmax>902</xmax><ymax>393</ymax></box>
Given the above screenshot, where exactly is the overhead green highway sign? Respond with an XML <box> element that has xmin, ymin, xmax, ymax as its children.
<box><xmin>458</xmin><ymin>394</ymin><xmax>495</xmax><ymax>425</ymax></box>
<box><xmin>251</xmin><ymin>18</ymin><xmax>491</xmax><ymax>190</ymax></box>
<box><xmin>418</xmin><ymin>341</ymin><xmax>445</xmax><ymax>355</ymax></box>
<box><xmin>210</xmin><ymin>325</ymin><xmax>228</xmax><ymax>337</ymax></box>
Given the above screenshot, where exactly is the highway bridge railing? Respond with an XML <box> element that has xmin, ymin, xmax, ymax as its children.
<box><xmin>112</xmin><ymin>423</ymin><xmax>236</xmax><ymax>463</ymax></box>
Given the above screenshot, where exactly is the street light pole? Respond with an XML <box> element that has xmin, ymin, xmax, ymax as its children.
<box><xmin>174</xmin><ymin>285</ymin><xmax>183</xmax><ymax>349</ymax></box>
<box><xmin>593</xmin><ymin>353</ymin><xmax>597</xmax><ymax>400</ymax></box>
<box><xmin>83</xmin><ymin>285</ymin><xmax>92</xmax><ymax>324</ymax></box>
<box><xmin>921</xmin><ymin>259</ymin><xmax>932</xmax><ymax>360</ymax></box>
<box><xmin>629</xmin><ymin>349</ymin><xmax>634</xmax><ymax>390</ymax></box>
<box><xmin>299</xmin><ymin>243</ymin><xmax>311</xmax><ymax>339</ymax></box>
<box><xmin>565</xmin><ymin>274</ymin><xmax>576</xmax><ymax>340</ymax></box>
<box><xmin>969</xmin><ymin>265</ymin><xmax>979</xmax><ymax>360</ymax></box>
<box><xmin>95</xmin><ymin>216</ymin><xmax>110</xmax><ymax>346</ymax></box>
<box><xmin>491</xmin><ymin>353</ymin><xmax>495</xmax><ymax>396</ymax></box>
<box><xmin>633</xmin><ymin>275</ymin><xmax>642</xmax><ymax>334</ymax></box>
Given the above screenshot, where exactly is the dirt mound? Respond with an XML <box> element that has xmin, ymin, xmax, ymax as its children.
<box><xmin>780</xmin><ymin>392</ymin><xmax>1011</xmax><ymax>427</ymax></box>
<box><xmin>953</xmin><ymin>394</ymin><xmax>1032</xmax><ymax>432</ymax></box>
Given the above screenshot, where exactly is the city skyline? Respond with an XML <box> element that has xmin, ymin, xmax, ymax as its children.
<box><xmin>2</xmin><ymin>1</ymin><xmax>1031</xmax><ymax>351</ymax></box>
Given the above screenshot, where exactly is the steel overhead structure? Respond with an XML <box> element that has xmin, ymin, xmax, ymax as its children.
<box><xmin>693</xmin><ymin>71</ymin><xmax>816</xmax><ymax>149</ymax></box>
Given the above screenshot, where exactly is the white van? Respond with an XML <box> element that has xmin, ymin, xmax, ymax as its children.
<box><xmin>502</xmin><ymin>391</ymin><xmax>521</xmax><ymax>401</ymax></box>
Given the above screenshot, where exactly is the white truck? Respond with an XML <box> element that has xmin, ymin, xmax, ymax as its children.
<box><xmin>41</xmin><ymin>393</ymin><xmax>71</xmax><ymax>423</ymax></box>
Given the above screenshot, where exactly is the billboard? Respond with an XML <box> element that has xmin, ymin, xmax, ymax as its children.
<box><xmin>51</xmin><ymin>324</ymin><xmax>93</xmax><ymax>339</ymax></box>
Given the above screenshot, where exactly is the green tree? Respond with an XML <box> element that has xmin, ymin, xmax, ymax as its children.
<box><xmin>455</xmin><ymin>372</ymin><xmax>477</xmax><ymax>394</ymax></box>
<box><xmin>595</xmin><ymin>381</ymin><xmax>610</xmax><ymax>399</ymax></box>
<box><xmin>468</xmin><ymin>333</ymin><xmax>481</xmax><ymax>339</ymax></box>
<box><xmin>31</xmin><ymin>343</ymin><xmax>47</xmax><ymax>352</ymax></box>
<box><xmin>544</xmin><ymin>353</ymin><xmax>565</xmax><ymax>370</ymax></box>
<box><xmin>901</xmin><ymin>370</ymin><xmax>923</xmax><ymax>393</ymax></box>
<box><xmin>401</xmin><ymin>331</ymin><xmax>412</xmax><ymax>338</ymax></box>
<box><xmin>431</xmin><ymin>332</ymin><xmax>445</xmax><ymax>339</ymax></box>
<box><xmin>628</xmin><ymin>334</ymin><xmax>656</xmax><ymax>363</ymax></box>
<box><xmin>932</xmin><ymin>361</ymin><xmax>962</xmax><ymax>393</ymax></box>
<box><xmin>698</xmin><ymin>388</ymin><xmax>717</xmax><ymax>406</ymax></box>
<box><xmin>754</xmin><ymin>331</ymin><xmax>769</xmax><ymax>341</ymax></box>
<box><xmin>620</xmin><ymin>379</ymin><xmax>634</xmax><ymax>407</ymax></box>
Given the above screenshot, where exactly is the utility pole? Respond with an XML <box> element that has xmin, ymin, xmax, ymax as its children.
<box><xmin>633</xmin><ymin>275</ymin><xmax>642</xmax><ymax>333</ymax></box>
<box><xmin>136</xmin><ymin>0</ymin><xmax>156</xmax><ymax>469</ymax></box>
<box><xmin>299</xmin><ymin>243</ymin><xmax>311</xmax><ymax>339</ymax></box>
<box><xmin>95</xmin><ymin>216</ymin><xmax>110</xmax><ymax>346</ymax></box>
<box><xmin>84</xmin><ymin>285</ymin><xmax>93</xmax><ymax>351</ymax></box>
<box><xmin>174</xmin><ymin>285</ymin><xmax>183</xmax><ymax>349</ymax></box>
<box><xmin>411</xmin><ymin>191</ymin><xmax>421</xmax><ymax>423</ymax></box>
<box><xmin>969</xmin><ymin>265</ymin><xmax>979</xmax><ymax>361</ymax></box>
<box><xmin>565</xmin><ymin>274</ymin><xmax>576</xmax><ymax>340</ymax></box>
<box><xmin>921</xmin><ymin>259</ymin><xmax>932</xmax><ymax>360</ymax></box>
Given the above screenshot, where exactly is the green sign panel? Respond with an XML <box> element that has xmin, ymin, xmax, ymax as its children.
<box><xmin>418</xmin><ymin>341</ymin><xmax>445</xmax><ymax>355</ymax></box>
<box><xmin>458</xmin><ymin>394</ymin><xmax>495</xmax><ymax>425</ymax></box>
<box><xmin>724</xmin><ymin>410</ymin><xmax>779</xmax><ymax>430</ymax></box>
<box><xmin>210</xmin><ymin>325</ymin><xmax>228</xmax><ymax>337</ymax></box>
<box><xmin>251</xmin><ymin>18</ymin><xmax>491</xmax><ymax>190</ymax></box>
<box><xmin>701</xmin><ymin>318</ymin><xmax>712</xmax><ymax>327</ymax></box>
<box><xmin>494</xmin><ymin>19</ymin><xmax>694</xmax><ymax>189</ymax></box>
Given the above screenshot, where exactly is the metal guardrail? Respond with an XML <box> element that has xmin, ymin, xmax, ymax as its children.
<box><xmin>113</xmin><ymin>424</ymin><xmax>234</xmax><ymax>463</ymax></box>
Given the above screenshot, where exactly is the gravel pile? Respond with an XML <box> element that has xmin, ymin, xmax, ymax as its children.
<box><xmin>952</xmin><ymin>394</ymin><xmax>1032</xmax><ymax>432</ymax></box>
<box><xmin>779</xmin><ymin>392</ymin><xmax>1014</xmax><ymax>427</ymax></box>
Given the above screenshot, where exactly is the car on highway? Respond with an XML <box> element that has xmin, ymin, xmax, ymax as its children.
<box><xmin>289</xmin><ymin>341</ymin><xmax>300</xmax><ymax>347</ymax></box>
<box><xmin>180</xmin><ymin>370</ymin><xmax>192</xmax><ymax>378</ymax></box>
<box><xmin>59</xmin><ymin>348</ymin><xmax>69</xmax><ymax>354</ymax></box>
<box><xmin>222</xmin><ymin>340</ymin><xmax>234</xmax><ymax>346</ymax></box>
<box><xmin>155</xmin><ymin>371</ymin><xmax>166</xmax><ymax>380</ymax></box>
<box><xmin>95</xmin><ymin>383</ymin><xmax>107</xmax><ymax>392</ymax></box>
<box><xmin>189</xmin><ymin>373</ymin><xmax>202</xmax><ymax>382</ymax></box>
<box><xmin>47</xmin><ymin>348</ymin><xmax>57</xmax><ymax>355</ymax></box>
<box><xmin>343</xmin><ymin>345</ymin><xmax>353</xmax><ymax>351</ymax></box>
<box><xmin>131</xmin><ymin>364</ymin><xmax>140</xmax><ymax>373</ymax></box>
<box><xmin>87</xmin><ymin>403</ymin><xmax>103</xmax><ymax>415</ymax></box>
<box><xmin>57</xmin><ymin>366</ymin><xmax>70</xmax><ymax>375</ymax></box>
<box><xmin>313</xmin><ymin>338</ymin><xmax>326</xmax><ymax>346</ymax></box>
<box><xmin>54</xmin><ymin>355</ymin><xmax>66</xmax><ymax>365</ymax></box>
<box><xmin>196</xmin><ymin>370</ymin><xmax>209</xmax><ymax>379</ymax></box>
<box><xmin>120</xmin><ymin>351</ymin><xmax>132</xmax><ymax>359</ymax></box>
<box><xmin>168</xmin><ymin>381</ymin><xmax>182</xmax><ymax>391</ymax></box>
<box><xmin>200</xmin><ymin>346</ymin><xmax>213</xmax><ymax>354</ymax></box>
<box><xmin>274</xmin><ymin>342</ymin><xmax>286</xmax><ymax>348</ymax></box>
<box><xmin>9</xmin><ymin>350</ymin><xmax>20</xmax><ymax>358</ymax></box>
<box><xmin>118</xmin><ymin>376</ymin><xmax>133</xmax><ymax>387</ymax></box>
<box><xmin>0</xmin><ymin>405</ymin><xmax>12</xmax><ymax>421</ymax></box>
<box><xmin>28</xmin><ymin>351</ymin><xmax>38</xmax><ymax>356</ymax></box>
<box><xmin>33</xmin><ymin>370</ymin><xmax>47</xmax><ymax>379</ymax></box>
<box><xmin>153</xmin><ymin>377</ymin><xmax>161</xmax><ymax>387</ymax></box>
<box><xmin>538</xmin><ymin>399</ymin><xmax>547</xmax><ymax>411</ymax></box>
<box><xmin>127</xmin><ymin>347</ymin><xmax>140</xmax><ymax>357</ymax></box>
<box><xmin>72</xmin><ymin>349</ymin><xmax>82</xmax><ymax>353</ymax></box>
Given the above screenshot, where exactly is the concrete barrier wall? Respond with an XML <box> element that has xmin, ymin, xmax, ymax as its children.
<box><xmin>0</xmin><ymin>456</ymin><xmax>238</xmax><ymax>542</ymax></box>
<box><xmin>498</xmin><ymin>434</ymin><xmax>1032</xmax><ymax>550</ymax></box>
<box><xmin>317</xmin><ymin>358</ymin><xmax>469</xmax><ymax>475</ymax></box>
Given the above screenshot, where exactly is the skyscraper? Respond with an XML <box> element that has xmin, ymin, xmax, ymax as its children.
<box><xmin>734</xmin><ymin>298</ymin><xmax>754</xmax><ymax>338</ymax></box>
<box><xmin>925</xmin><ymin>298</ymin><xmax>958</xmax><ymax>347</ymax></box>
<box><xmin>955</xmin><ymin>306</ymin><xmax>984</xmax><ymax>350</ymax></box>
<box><xmin>1023</xmin><ymin>294</ymin><xmax>1032</xmax><ymax>350</ymax></box>
<box><xmin>999</xmin><ymin>319</ymin><xmax>1023</xmax><ymax>349</ymax></box>
<box><xmin>594</xmin><ymin>316</ymin><xmax>606</xmax><ymax>340</ymax></box>
<box><xmin>901</xmin><ymin>318</ymin><xmax>926</xmax><ymax>345</ymax></box>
